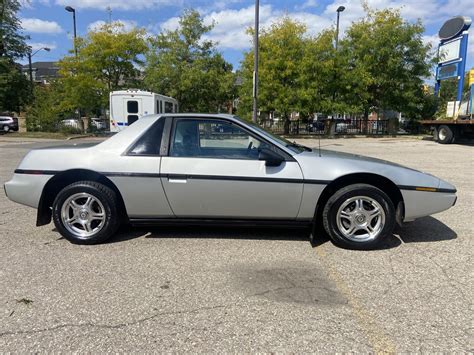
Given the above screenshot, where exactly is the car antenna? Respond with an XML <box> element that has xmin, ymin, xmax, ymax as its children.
<box><xmin>318</xmin><ymin>128</ymin><xmax>322</xmax><ymax>157</ymax></box>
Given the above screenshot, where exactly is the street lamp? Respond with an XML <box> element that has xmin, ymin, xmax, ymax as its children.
<box><xmin>331</xmin><ymin>5</ymin><xmax>345</xmax><ymax>130</ymax></box>
<box><xmin>65</xmin><ymin>6</ymin><xmax>77</xmax><ymax>56</ymax></box>
<box><xmin>252</xmin><ymin>0</ymin><xmax>259</xmax><ymax>123</ymax></box>
<box><xmin>28</xmin><ymin>47</ymin><xmax>51</xmax><ymax>83</ymax></box>
<box><xmin>335</xmin><ymin>6</ymin><xmax>345</xmax><ymax>50</ymax></box>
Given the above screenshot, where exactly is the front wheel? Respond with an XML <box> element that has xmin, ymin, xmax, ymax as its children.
<box><xmin>52</xmin><ymin>181</ymin><xmax>120</xmax><ymax>244</ymax></box>
<box><xmin>322</xmin><ymin>184</ymin><xmax>396</xmax><ymax>250</ymax></box>
<box><xmin>3</xmin><ymin>125</ymin><xmax>10</xmax><ymax>133</ymax></box>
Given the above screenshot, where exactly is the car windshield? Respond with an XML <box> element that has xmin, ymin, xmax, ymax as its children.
<box><xmin>233</xmin><ymin>116</ymin><xmax>311</xmax><ymax>154</ymax></box>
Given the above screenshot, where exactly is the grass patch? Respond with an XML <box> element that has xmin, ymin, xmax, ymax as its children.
<box><xmin>4</xmin><ymin>132</ymin><xmax>89</xmax><ymax>139</ymax></box>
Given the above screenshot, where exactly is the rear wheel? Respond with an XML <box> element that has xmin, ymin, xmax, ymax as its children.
<box><xmin>437</xmin><ymin>125</ymin><xmax>454</xmax><ymax>144</ymax></box>
<box><xmin>3</xmin><ymin>125</ymin><xmax>10</xmax><ymax>133</ymax></box>
<box><xmin>322</xmin><ymin>184</ymin><xmax>396</xmax><ymax>250</ymax></box>
<box><xmin>52</xmin><ymin>181</ymin><xmax>120</xmax><ymax>244</ymax></box>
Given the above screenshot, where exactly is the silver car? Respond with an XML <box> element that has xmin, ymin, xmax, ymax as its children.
<box><xmin>4</xmin><ymin>114</ymin><xmax>457</xmax><ymax>249</ymax></box>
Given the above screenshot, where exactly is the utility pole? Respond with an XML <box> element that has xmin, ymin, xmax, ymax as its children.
<box><xmin>28</xmin><ymin>52</ymin><xmax>33</xmax><ymax>83</ymax></box>
<box><xmin>252</xmin><ymin>0</ymin><xmax>260</xmax><ymax>123</ymax></box>
<box><xmin>65</xmin><ymin>6</ymin><xmax>77</xmax><ymax>56</ymax></box>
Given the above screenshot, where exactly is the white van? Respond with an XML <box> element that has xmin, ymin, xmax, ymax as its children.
<box><xmin>109</xmin><ymin>90</ymin><xmax>178</xmax><ymax>132</ymax></box>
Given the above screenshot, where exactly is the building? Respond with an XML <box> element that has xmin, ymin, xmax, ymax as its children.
<box><xmin>22</xmin><ymin>61</ymin><xmax>60</xmax><ymax>84</ymax></box>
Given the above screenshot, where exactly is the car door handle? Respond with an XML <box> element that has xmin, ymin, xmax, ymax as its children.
<box><xmin>167</xmin><ymin>175</ymin><xmax>188</xmax><ymax>184</ymax></box>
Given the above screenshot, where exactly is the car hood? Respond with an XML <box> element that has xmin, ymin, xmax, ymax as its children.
<box><xmin>295</xmin><ymin>149</ymin><xmax>442</xmax><ymax>189</ymax></box>
<box><xmin>317</xmin><ymin>149</ymin><xmax>419</xmax><ymax>170</ymax></box>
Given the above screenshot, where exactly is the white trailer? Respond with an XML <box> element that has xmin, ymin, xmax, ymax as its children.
<box><xmin>109</xmin><ymin>90</ymin><xmax>178</xmax><ymax>132</ymax></box>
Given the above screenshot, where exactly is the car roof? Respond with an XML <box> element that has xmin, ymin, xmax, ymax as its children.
<box><xmin>157</xmin><ymin>113</ymin><xmax>236</xmax><ymax>119</ymax></box>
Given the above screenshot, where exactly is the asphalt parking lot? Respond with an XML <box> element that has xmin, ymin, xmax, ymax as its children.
<box><xmin>0</xmin><ymin>135</ymin><xmax>472</xmax><ymax>352</ymax></box>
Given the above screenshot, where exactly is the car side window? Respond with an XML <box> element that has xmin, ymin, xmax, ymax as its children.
<box><xmin>170</xmin><ymin>119</ymin><xmax>269</xmax><ymax>159</ymax></box>
<box><xmin>128</xmin><ymin>118</ymin><xmax>165</xmax><ymax>156</ymax></box>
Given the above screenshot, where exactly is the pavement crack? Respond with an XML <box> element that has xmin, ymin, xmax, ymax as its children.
<box><xmin>0</xmin><ymin>303</ymin><xmax>233</xmax><ymax>337</ymax></box>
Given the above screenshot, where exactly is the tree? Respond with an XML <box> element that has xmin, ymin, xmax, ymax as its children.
<box><xmin>0</xmin><ymin>0</ymin><xmax>29</xmax><ymax>58</ymax></box>
<box><xmin>144</xmin><ymin>9</ymin><xmax>235</xmax><ymax>113</ymax></box>
<box><xmin>340</xmin><ymin>7</ymin><xmax>434</xmax><ymax>121</ymax></box>
<box><xmin>0</xmin><ymin>0</ymin><xmax>31</xmax><ymax>112</ymax></box>
<box><xmin>25</xmin><ymin>82</ymin><xmax>71</xmax><ymax>131</ymax></box>
<box><xmin>58</xmin><ymin>22</ymin><xmax>147</xmax><ymax>115</ymax></box>
<box><xmin>239</xmin><ymin>17</ymin><xmax>307</xmax><ymax>132</ymax></box>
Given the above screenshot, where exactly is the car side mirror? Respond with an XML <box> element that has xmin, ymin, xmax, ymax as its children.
<box><xmin>258</xmin><ymin>148</ymin><xmax>284</xmax><ymax>167</ymax></box>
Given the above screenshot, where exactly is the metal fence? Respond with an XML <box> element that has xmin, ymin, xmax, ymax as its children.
<box><xmin>262</xmin><ymin>119</ymin><xmax>390</xmax><ymax>136</ymax></box>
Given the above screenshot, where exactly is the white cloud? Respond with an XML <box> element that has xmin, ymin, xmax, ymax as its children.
<box><xmin>295</xmin><ymin>0</ymin><xmax>318</xmax><ymax>10</ymax></box>
<box><xmin>54</xmin><ymin>0</ymin><xmax>180</xmax><ymax>11</ymax></box>
<box><xmin>159</xmin><ymin>4</ymin><xmax>333</xmax><ymax>51</ymax></box>
<box><xmin>28</xmin><ymin>42</ymin><xmax>57</xmax><ymax>51</ymax></box>
<box><xmin>152</xmin><ymin>0</ymin><xmax>473</xmax><ymax>57</ymax></box>
<box><xmin>323</xmin><ymin>0</ymin><xmax>473</xmax><ymax>29</ymax></box>
<box><xmin>160</xmin><ymin>17</ymin><xmax>181</xmax><ymax>32</ymax></box>
<box><xmin>88</xmin><ymin>19</ymin><xmax>138</xmax><ymax>32</ymax></box>
<box><xmin>422</xmin><ymin>34</ymin><xmax>439</xmax><ymax>50</ymax></box>
<box><xmin>21</xmin><ymin>18</ymin><xmax>63</xmax><ymax>34</ymax></box>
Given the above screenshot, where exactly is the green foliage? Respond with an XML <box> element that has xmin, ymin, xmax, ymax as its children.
<box><xmin>0</xmin><ymin>0</ymin><xmax>29</xmax><ymax>59</ymax></box>
<box><xmin>239</xmin><ymin>7</ymin><xmax>434</xmax><ymax>125</ymax></box>
<box><xmin>239</xmin><ymin>18</ymin><xmax>309</xmax><ymax>129</ymax></box>
<box><xmin>58</xmin><ymin>22</ymin><xmax>148</xmax><ymax>114</ymax></box>
<box><xmin>340</xmin><ymin>8</ymin><xmax>434</xmax><ymax>118</ymax></box>
<box><xmin>0</xmin><ymin>58</ymin><xmax>31</xmax><ymax>112</ymax></box>
<box><xmin>0</xmin><ymin>0</ymin><xmax>31</xmax><ymax>112</ymax></box>
<box><xmin>144</xmin><ymin>9</ymin><xmax>235</xmax><ymax>113</ymax></box>
<box><xmin>25</xmin><ymin>82</ymin><xmax>71</xmax><ymax>131</ymax></box>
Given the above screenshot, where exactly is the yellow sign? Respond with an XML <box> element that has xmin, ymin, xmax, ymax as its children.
<box><xmin>469</xmin><ymin>69</ymin><xmax>474</xmax><ymax>86</ymax></box>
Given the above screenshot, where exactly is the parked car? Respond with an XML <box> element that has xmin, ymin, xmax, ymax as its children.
<box><xmin>309</xmin><ymin>120</ymin><xmax>325</xmax><ymax>132</ymax></box>
<box><xmin>60</xmin><ymin>119</ymin><xmax>82</xmax><ymax>131</ymax></box>
<box><xmin>5</xmin><ymin>114</ymin><xmax>457</xmax><ymax>249</ymax></box>
<box><xmin>0</xmin><ymin>116</ymin><xmax>19</xmax><ymax>133</ymax></box>
<box><xmin>91</xmin><ymin>118</ymin><xmax>107</xmax><ymax>131</ymax></box>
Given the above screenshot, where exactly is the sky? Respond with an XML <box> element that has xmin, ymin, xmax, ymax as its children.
<box><xmin>20</xmin><ymin>0</ymin><xmax>474</xmax><ymax>74</ymax></box>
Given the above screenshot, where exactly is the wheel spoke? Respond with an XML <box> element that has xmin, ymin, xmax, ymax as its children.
<box><xmin>368</xmin><ymin>207</ymin><xmax>381</xmax><ymax>220</ymax></box>
<box><xmin>66</xmin><ymin>216</ymin><xmax>78</xmax><ymax>224</ymax></box>
<box><xmin>365</xmin><ymin>224</ymin><xmax>375</xmax><ymax>235</ymax></box>
<box><xmin>90</xmin><ymin>212</ymin><xmax>104</xmax><ymax>221</ymax></box>
<box><xmin>69</xmin><ymin>200</ymin><xmax>80</xmax><ymax>211</ymax></box>
<box><xmin>340</xmin><ymin>210</ymin><xmax>352</xmax><ymax>220</ymax></box>
<box><xmin>346</xmin><ymin>224</ymin><xmax>358</xmax><ymax>236</ymax></box>
<box><xmin>82</xmin><ymin>221</ymin><xmax>92</xmax><ymax>233</ymax></box>
<box><xmin>84</xmin><ymin>197</ymin><xmax>93</xmax><ymax>208</ymax></box>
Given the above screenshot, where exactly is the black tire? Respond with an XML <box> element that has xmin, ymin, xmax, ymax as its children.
<box><xmin>52</xmin><ymin>181</ymin><xmax>121</xmax><ymax>244</ymax></box>
<box><xmin>3</xmin><ymin>125</ymin><xmax>10</xmax><ymax>133</ymax></box>
<box><xmin>437</xmin><ymin>125</ymin><xmax>454</xmax><ymax>144</ymax></box>
<box><xmin>322</xmin><ymin>184</ymin><xmax>396</xmax><ymax>250</ymax></box>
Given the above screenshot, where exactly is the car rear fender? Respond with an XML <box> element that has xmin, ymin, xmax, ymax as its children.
<box><xmin>36</xmin><ymin>169</ymin><xmax>128</xmax><ymax>226</ymax></box>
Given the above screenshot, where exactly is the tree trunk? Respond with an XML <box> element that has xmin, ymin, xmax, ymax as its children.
<box><xmin>283</xmin><ymin>114</ymin><xmax>290</xmax><ymax>135</ymax></box>
<box><xmin>363</xmin><ymin>107</ymin><xmax>369</xmax><ymax>134</ymax></box>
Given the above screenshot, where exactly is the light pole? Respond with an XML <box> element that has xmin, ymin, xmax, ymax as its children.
<box><xmin>65</xmin><ymin>6</ymin><xmax>77</xmax><ymax>56</ymax></box>
<box><xmin>335</xmin><ymin>6</ymin><xmax>345</xmax><ymax>51</ymax></box>
<box><xmin>330</xmin><ymin>5</ymin><xmax>345</xmax><ymax>133</ymax></box>
<box><xmin>28</xmin><ymin>47</ymin><xmax>51</xmax><ymax>83</ymax></box>
<box><xmin>252</xmin><ymin>0</ymin><xmax>259</xmax><ymax>123</ymax></box>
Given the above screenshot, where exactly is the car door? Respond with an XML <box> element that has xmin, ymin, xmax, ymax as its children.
<box><xmin>160</xmin><ymin>117</ymin><xmax>304</xmax><ymax>219</ymax></box>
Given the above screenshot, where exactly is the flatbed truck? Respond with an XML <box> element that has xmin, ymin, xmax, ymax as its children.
<box><xmin>422</xmin><ymin>118</ymin><xmax>474</xmax><ymax>144</ymax></box>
